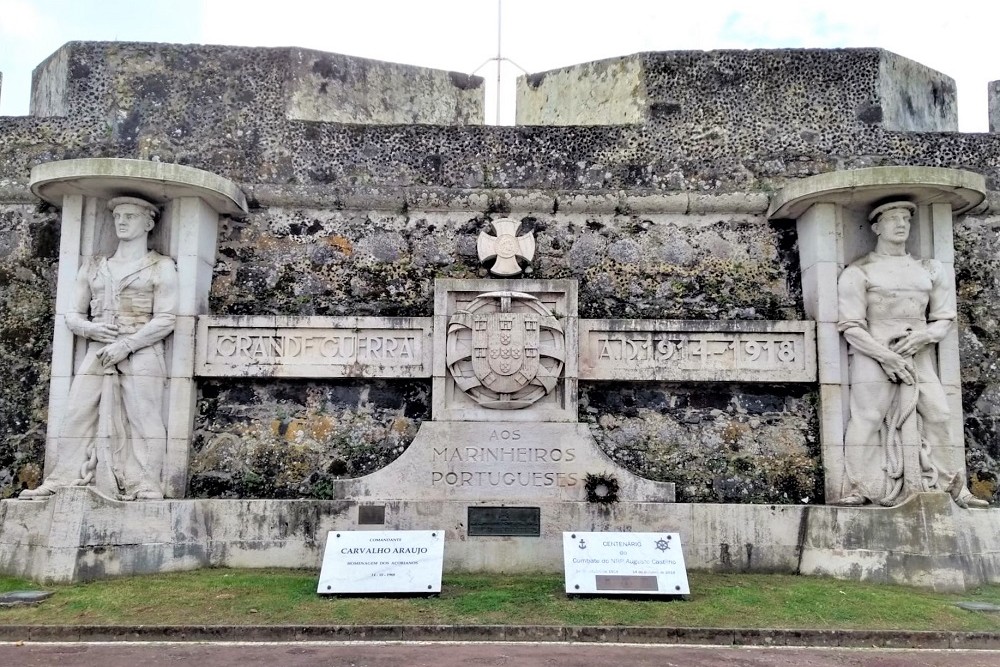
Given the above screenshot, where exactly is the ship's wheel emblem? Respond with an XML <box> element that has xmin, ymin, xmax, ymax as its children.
<box><xmin>477</xmin><ymin>218</ymin><xmax>535</xmax><ymax>277</ymax></box>
<box><xmin>446</xmin><ymin>291</ymin><xmax>565</xmax><ymax>410</ymax></box>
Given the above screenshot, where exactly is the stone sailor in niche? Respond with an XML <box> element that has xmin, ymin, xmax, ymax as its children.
<box><xmin>836</xmin><ymin>200</ymin><xmax>987</xmax><ymax>508</ymax></box>
<box><xmin>22</xmin><ymin>196</ymin><xmax>178</xmax><ymax>501</ymax></box>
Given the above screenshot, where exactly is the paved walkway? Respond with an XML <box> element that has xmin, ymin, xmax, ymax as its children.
<box><xmin>1</xmin><ymin>624</ymin><xmax>998</xmax><ymax>649</ymax></box>
<box><xmin>3</xmin><ymin>641</ymin><xmax>1000</xmax><ymax>667</ymax></box>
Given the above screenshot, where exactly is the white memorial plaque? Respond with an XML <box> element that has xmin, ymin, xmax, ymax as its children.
<box><xmin>563</xmin><ymin>531</ymin><xmax>690</xmax><ymax>595</ymax></box>
<box><xmin>317</xmin><ymin>530</ymin><xmax>445</xmax><ymax>595</ymax></box>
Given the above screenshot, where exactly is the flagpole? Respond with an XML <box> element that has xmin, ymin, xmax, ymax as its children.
<box><xmin>496</xmin><ymin>0</ymin><xmax>503</xmax><ymax>125</ymax></box>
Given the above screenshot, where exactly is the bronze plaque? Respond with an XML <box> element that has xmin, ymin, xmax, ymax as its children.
<box><xmin>468</xmin><ymin>506</ymin><xmax>540</xmax><ymax>536</ymax></box>
<box><xmin>358</xmin><ymin>505</ymin><xmax>386</xmax><ymax>525</ymax></box>
<box><xmin>595</xmin><ymin>575</ymin><xmax>659</xmax><ymax>592</ymax></box>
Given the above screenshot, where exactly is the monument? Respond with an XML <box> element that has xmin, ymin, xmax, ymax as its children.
<box><xmin>0</xmin><ymin>42</ymin><xmax>998</xmax><ymax>591</ymax></box>
<box><xmin>836</xmin><ymin>200</ymin><xmax>986</xmax><ymax>509</ymax></box>
<box><xmin>21</xmin><ymin>196</ymin><xmax>177</xmax><ymax>501</ymax></box>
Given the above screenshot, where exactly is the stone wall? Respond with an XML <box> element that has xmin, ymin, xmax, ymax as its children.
<box><xmin>955</xmin><ymin>212</ymin><xmax>1000</xmax><ymax>500</ymax></box>
<box><xmin>4</xmin><ymin>43</ymin><xmax>1000</xmax><ymax>192</ymax></box>
<box><xmin>0</xmin><ymin>201</ymin><xmax>58</xmax><ymax>498</ymax></box>
<box><xmin>192</xmin><ymin>199</ymin><xmax>806</xmax><ymax>502</ymax></box>
<box><xmin>208</xmin><ymin>204</ymin><xmax>797</xmax><ymax>321</ymax></box>
<box><xmin>1</xmin><ymin>42</ymin><xmax>998</xmax><ymax>503</ymax></box>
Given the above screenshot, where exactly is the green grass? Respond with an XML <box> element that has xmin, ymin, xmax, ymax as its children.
<box><xmin>2</xmin><ymin>570</ymin><xmax>1000</xmax><ymax>632</ymax></box>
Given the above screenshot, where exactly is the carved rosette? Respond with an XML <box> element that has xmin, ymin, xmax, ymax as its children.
<box><xmin>446</xmin><ymin>291</ymin><xmax>565</xmax><ymax>409</ymax></box>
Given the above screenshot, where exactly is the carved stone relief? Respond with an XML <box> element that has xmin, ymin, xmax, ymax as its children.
<box><xmin>24</xmin><ymin>157</ymin><xmax>248</xmax><ymax>500</ymax></box>
<box><xmin>476</xmin><ymin>218</ymin><xmax>535</xmax><ymax>277</ymax></box>
<box><xmin>445</xmin><ymin>291</ymin><xmax>565</xmax><ymax>409</ymax></box>
<box><xmin>836</xmin><ymin>200</ymin><xmax>987</xmax><ymax>509</ymax></box>
<box><xmin>22</xmin><ymin>196</ymin><xmax>177</xmax><ymax>501</ymax></box>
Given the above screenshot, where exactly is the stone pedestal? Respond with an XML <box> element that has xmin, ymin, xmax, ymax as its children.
<box><xmin>2</xmin><ymin>488</ymin><xmax>996</xmax><ymax>588</ymax></box>
<box><xmin>800</xmin><ymin>493</ymin><xmax>1000</xmax><ymax>593</ymax></box>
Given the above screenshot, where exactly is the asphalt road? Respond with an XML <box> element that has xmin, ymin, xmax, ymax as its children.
<box><xmin>3</xmin><ymin>642</ymin><xmax>1000</xmax><ymax>666</ymax></box>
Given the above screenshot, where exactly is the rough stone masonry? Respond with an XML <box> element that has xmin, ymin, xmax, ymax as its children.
<box><xmin>1</xmin><ymin>43</ymin><xmax>998</xmax><ymax>508</ymax></box>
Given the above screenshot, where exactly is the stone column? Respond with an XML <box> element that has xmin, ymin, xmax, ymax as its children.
<box><xmin>159</xmin><ymin>197</ymin><xmax>221</xmax><ymax>497</ymax></box>
<box><xmin>989</xmin><ymin>80</ymin><xmax>1000</xmax><ymax>134</ymax></box>
<box><xmin>46</xmin><ymin>194</ymin><xmax>120</xmax><ymax>472</ymax></box>
<box><xmin>929</xmin><ymin>201</ymin><xmax>967</xmax><ymax>481</ymax></box>
<box><xmin>47</xmin><ymin>193</ymin><xmax>85</xmax><ymax>474</ymax></box>
<box><xmin>795</xmin><ymin>202</ymin><xmax>850</xmax><ymax>500</ymax></box>
<box><xmin>30</xmin><ymin>158</ymin><xmax>247</xmax><ymax>498</ymax></box>
<box><xmin>769</xmin><ymin>166</ymin><xmax>985</xmax><ymax>504</ymax></box>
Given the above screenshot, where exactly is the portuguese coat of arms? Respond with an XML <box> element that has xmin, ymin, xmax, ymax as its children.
<box><xmin>446</xmin><ymin>291</ymin><xmax>565</xmax><ymax>409</ymax></box>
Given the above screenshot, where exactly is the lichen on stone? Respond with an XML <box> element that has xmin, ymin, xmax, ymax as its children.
<box><xmin>0</xmin><ymin>205</ymin><xmax>58</xmax><ymax>499</ymax></box>
<box><xmin>189</xmin><ymin>379</ymin><xmax>429</xmax><ymax>499</ymax></box>
<box><xmin>581</xmin><ymin>382</ymin><xmax>822</xmax><ymax>504</ymax></box>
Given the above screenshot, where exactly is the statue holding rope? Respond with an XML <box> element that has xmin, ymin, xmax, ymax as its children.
<box><xmin>21</xmin><ymin>196</ymin><xmax>177</xmax><ymax>501</ymax></box>
<box><xmin>835</xmin><ymin>200</ymin><xmax>987</xmax><ymax>508</ymax></box>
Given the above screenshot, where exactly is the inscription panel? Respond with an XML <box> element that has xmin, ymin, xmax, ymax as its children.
<box><xmin>317</xmin><ymin>530</ymin><xmax>444</xmax><ymax>594</ymax></box>
<box><xmin>468</xmin><ymin>506</ymin><xmax>541</xmax><ymax>536</ymax></box>
<box><xmin>196</xmin><ymin>316</ymin><xmax>433</xmax><ymax>378</ymax></box>
<box><xmin>358</xmin><ymin>505</ymin><xmax>386</xmax><ymax>525</ymax></box>
<box><xmin>595</xmin><ymin>575</ymin><xmax>659</xmax><ymax>592</ymax></box>
<box><xmin>579</xmin><ymin>320</ymin><xmax>816</xmax><ymax>382</ymax></box>
<box><xmin>563</xmin><ymin>531</ymin><xmax>690</xmax><ymax>595</ymax></box>
<box><xmin>329</xmin><ymin>421</ymin><xmax>675</xmax><ymax>502</ymax></box>
<box><xmin>429</xmin><ymin>425</ymin><xmax>583</xmax><ymax>496</ymax></box>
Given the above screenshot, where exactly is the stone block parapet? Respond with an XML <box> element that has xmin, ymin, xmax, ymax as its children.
<box><xmin>517</xmin><ymin>49</ymin><xmax>958</xmax><ymax>132</ymax></box>
<box><xmin>30</xmin><ymin>42</ymin><xmax>484</xmax><ymax>126</ymax></box>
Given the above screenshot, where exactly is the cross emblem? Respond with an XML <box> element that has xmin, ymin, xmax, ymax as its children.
<box><xmin>477</xmin><ymin>218</ymin><xmax>535</xmax><ymax>277</ymax></box>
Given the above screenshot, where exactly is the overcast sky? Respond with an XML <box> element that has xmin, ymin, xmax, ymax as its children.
<box><xmin>1</xmin><ymin>0</ymin><xmax>998</xmax><ymax>130</ymax></box>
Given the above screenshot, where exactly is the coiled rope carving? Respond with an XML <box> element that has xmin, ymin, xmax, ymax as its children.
<box><xmin>878</xmin><ymin>364</ymin><xmax>940</xmax><ymax>506</ymax></box>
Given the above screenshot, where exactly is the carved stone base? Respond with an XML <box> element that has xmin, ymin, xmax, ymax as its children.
<box><xmin>799</xmin><ymin>492</ymin><xmax>995</xmax><ymax>593</ymax></box>
<box><xmin>2</xmin><ymin>488</ymin><xmax>998</xmax><ymax>589</ymax></box>
<box><xmin>326</xmin><ymin>421</ymin><xmax>675</xmax><ymax>504</ymax></box>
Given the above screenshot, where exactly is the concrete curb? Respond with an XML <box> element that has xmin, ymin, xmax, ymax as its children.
<box><xmin>0</xmin><ymin>625</ymin><xmax>998</xmax><ymax>648</ymax></box>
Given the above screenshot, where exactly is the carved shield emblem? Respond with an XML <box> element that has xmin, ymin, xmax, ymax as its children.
<box><xmin>472</xmin><ymin>313</ymin><xmax>539</xmax><ymax>394</ymax></box>
<box><xmin>445</xmin><ymin>289</ymin><xmax>565</xmax><ymax>411</ymax></box>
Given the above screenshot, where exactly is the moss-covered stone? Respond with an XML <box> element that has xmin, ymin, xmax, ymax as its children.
<box><xmin>189</xmin><ymin>379</ymin><xmax>430</xmax><ymax>499</ymax></box>
<box><xmin>0</xmin><ymin>205</ymin><xmax>58</xmax><ymax>499</ymax></box>
<box><xmin>955</xmin><ymin>215</ymin><xmax>1000</xmax><ymax>504</ymax></box>
<box><xmin>581</xmin><ymin>383</ymin><xmax>822</xmax><ymax>504</ymax></box>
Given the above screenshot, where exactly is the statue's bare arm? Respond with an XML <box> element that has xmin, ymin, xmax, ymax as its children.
<box><xmin>889</xmin><ymin>320</ymin><xmax>951</xmax><ymax>358</ymax></box>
